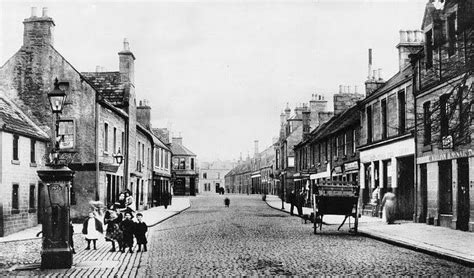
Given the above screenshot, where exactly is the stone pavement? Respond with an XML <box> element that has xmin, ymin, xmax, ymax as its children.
<box><xmin>265</xmin><ymin>194</ymin><xmax>474</xmax><ymax>266</ymax></box>
<box><xmin>1</xmin><ymin>196</ymin><xmax>190</xmax><ymax>276</ymax></box>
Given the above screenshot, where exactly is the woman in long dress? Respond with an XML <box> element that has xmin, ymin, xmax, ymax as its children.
<box><xmin>104</xmin><ymin>204</ymin><xmax>123</xmax><ymax>252</ymax></box>
<box><xmin>381</xmin><ymin>192</ymin><xmax>396</xmax><ymax>224</ymax></box>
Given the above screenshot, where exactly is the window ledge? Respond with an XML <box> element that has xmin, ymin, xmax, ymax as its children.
<box><xmin>30</xmin><ymin>162</ymin><xmax>37</xmax><ymax>167</ymax></box>
<box><xmin>103</xmin><ymin>151</ymin><xmax>109</xmax><ymax>156</ymax></box>
<box><xmin>11</xmin><ymin>209</ymin><xmax>20</xmax><ymax>214</ymax></box>
<box><xmin>11</xmin><ymin>160</ymin><xmax>20</xmax><ymax>165</ymax></box>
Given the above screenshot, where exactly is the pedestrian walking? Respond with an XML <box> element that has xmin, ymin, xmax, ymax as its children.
<box><xmin>224</xmin><ymin>197</ymin><xmax>230</xmax><ymax>207</ymax></box>
<box><xmin>120</xmin><ymin>211</ymin><xmax>135</xmax><ymax>253</ymax></box>
<box><xmin>82</xmin><ymin>211</ymin><xmax>103</xmax><ymax>250</ymax></box>
<box><xmin>104</xmin><ymin>204</ymin><xmax>123</xmax><ymax>252</ymax></box>
<box><xmin>381</xmin><ymin>192</ymin><xmax>396</xmax><ymax>224</ymax></box>
<box><xmin>134</xmin><ymin>213</ymin><xmax>148</xmax><ymax>252</ymax></box>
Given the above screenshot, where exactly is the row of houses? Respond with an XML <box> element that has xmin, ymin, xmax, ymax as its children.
<box><xmin>0</xmin><ymin>8</ymin><xmax>198</xmax><ymax>236</ymax></box>
<box><xmin>225</xmin><ymin>141</ymin><xmax>278</xmax><ymax>196</ymax></box>
<box><xmin>227</xmin><ymin>0</ymin><xmax>474</xmax><ymax>232</ymax></box>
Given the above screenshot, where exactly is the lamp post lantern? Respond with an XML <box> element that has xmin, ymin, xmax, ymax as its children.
<box><xmin>37</xmin><ymin>78</ymin><xmax>74</xmax><ymax>269</ymax></box>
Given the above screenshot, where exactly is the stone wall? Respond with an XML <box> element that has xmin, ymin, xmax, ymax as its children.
<box><xmin>0</xmin><ymin>131</ymin><xmax>47</xmax><ymax>236</ymax></box>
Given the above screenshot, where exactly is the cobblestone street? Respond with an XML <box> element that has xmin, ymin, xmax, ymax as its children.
<box><xmin>146</xmin><ymin>195</ymin><xmax>473</xmax><ymax>276</ymax></box>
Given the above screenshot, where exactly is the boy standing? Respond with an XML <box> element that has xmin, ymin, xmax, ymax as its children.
<box><xmin>120</xmin><ymin>211</ymin><xmax>135</xmax><ymax>253</ymax></box>
<box><xmin>135</xmin><ymin>213</ymin><xmax>148</xmax><ymax>252</ymax></box>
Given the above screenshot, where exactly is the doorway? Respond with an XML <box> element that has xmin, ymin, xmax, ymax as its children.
<box><xmin>397</xmin><ymin>155</ymin><xmax>414</xmax><ymax>220</ymax></box>
<box><xmin>190</xmin><ymin>178</ymin><xmax>196</xmax><ymax>196</ymax></box>
<box><xmin>457</xmin><ymin>158</ymin><xmax>470</xmax><ymax>231</ymax></box>
<box><xmin>419</xmin><ymin>164</ymin><xmax>428</xmax><ymax>223</ymax></box>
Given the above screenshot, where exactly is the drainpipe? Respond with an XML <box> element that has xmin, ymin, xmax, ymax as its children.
<box><xmin>95</xmin><ymin>99</ymin><xmax>100</xmax><ymax>201</ymax></box>
<box><xmin>410</xmin><ymin>53</ymin><xmax>419</xmax><ymax>222</ymax></box>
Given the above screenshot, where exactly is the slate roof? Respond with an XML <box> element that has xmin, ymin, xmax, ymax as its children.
<box><xmin>81</xmin><ymin>71</ymin><xmax>127</xmax><ymax>107</ymax></box>
<box><xmin>170</xmin><ymin>142</ymin><xmax>196</xmax><ymax>156</ymax></box>
<box><xmin>0</xmin><ymin>94</ymin><xmax>49</xmax><ymax>140</ymax></box>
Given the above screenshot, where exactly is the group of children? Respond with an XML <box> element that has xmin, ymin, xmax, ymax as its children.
<box><xmin>81</xmin><ymin>203</ymin><xmax>148</xmax><ymax>254</ymax></box>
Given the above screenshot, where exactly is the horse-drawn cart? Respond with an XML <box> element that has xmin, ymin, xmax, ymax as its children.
<box><xmin>312</xmin><ymin>181</ymin><xmax>360</xmax><ymax>234</ymax></box>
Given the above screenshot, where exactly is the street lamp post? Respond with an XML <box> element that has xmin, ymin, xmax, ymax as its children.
<box><xmin>37</xmin><ymin>78</ymin><xmax>75</xmax><ymax>269</ymax></box>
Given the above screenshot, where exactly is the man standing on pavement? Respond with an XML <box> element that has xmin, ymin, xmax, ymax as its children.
<box><xmin>289</xmin><ymin>190</ymin><xmax>295</xmax><ymax>215</ymax></box>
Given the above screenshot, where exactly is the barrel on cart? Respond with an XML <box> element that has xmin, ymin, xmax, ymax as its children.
<box><xmin>312</xmin><ymin>180</ymin><xmax>360</xmax><ymax>234</ymax></box>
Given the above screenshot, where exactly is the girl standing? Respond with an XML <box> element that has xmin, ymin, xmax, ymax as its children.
<box><xmin>82</xmin><ymin>212</ymin><xmax>103</xmax><ymax>250</ymax></box>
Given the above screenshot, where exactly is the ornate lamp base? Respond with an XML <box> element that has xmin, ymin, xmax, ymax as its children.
<box><xmin>41</xmin><ymin>248</ymin><xmax>73</xmax><ymax>269</ymax></box>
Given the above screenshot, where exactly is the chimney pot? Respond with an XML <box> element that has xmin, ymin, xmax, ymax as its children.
<box><xmin>399</xmin><ymin>30</ymin><xmax>407</xmax><ymax>43</ymax></box>
<box><xmin>407</xmin><ymin>30</ymin><xmax>414</xmax><ymax>42</ymax></box>
<box><xmin>354</xmin><ymin>85</ymin><xmax>358</xmax><ymax>94</ymax></box>
<box><xmin>378</xmin><ymin>68</ymin><xmax>382</xmax><ymax>80</ymax></box>
<box><xmin>123</xmin><ymin>38</ymin><xmax>130</xmax><ymax>51</ymax></box>
<box><xmin>96</xmin><ymin>66</ymin><xmax>100</xmax><ymax>72</ymax></box>
<box><xmin>339</xmin><ymin>85</ymin><xmax>343</xmax><ymax>93</ymax></box>
<box><xmin>42</xmin><ymin>7</ymin><xmax>48</xmax><ymax>17</ymax></box>
<box><xmin>31</xmin><ymin>7</ymin><xmax>37</xmax><ymax>17</ymax></box>
<box><xmin>373</xmin><ymin>70</ymin><xmax>377</xmax><ymax>80</ymax></box>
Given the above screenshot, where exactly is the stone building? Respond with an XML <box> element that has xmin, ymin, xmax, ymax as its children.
<box><xmin>0</xmin><ymin>94</ymin><xmax>49</xmax><ymax>236</ymax></box>
<box><xmin>170</xmin><ymin>136</ymin><xmax>198</xmax><ymax>196</ymax></box>
<box><xmin>276</xmin><ymin>96</ymin><xmax>333</xmax><ymax>202</ymax></box>
<box><xmin>358</xmin><ymin>32</ymin><xmax>422</xmax><ymax>220</ymax></box>
<box><xmin>151</xmin><ymin>128</ymin><xmax>172</xmax><ymax>207</ymax></box>
<box><xmin>0</xmin><ymin>8</ymin><xmax>160</xmax><ymax>222</ymax></box>
<box><xmin>199</xmin><ymin>160</ymin><xmax>235</xmax><ymax>194</ymax></box>
<box><xmin>412</xmin><ymin>0</ymin><xmax>474</xmax><ymax>231</ymax></box>
<box><xmin>294</xmin><ymin>91</ymin><xmax>362</xmax><ymax>203</ymax></box>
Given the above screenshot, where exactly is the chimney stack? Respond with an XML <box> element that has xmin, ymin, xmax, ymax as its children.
<box><xmin>365</xmin><ymin>48</ymin><xmax>385</xmax><ymax>96</ymax></box>
<box><xmin>396</xmin><ymin>29</ymin><xmax>424</xmax><ymax>71</ymax></box>
<box><xmin>137</xmin><ymin>99</ymin><xmax>151</xmax><ymax>130</ymax></box>
<box><xmin>23</xmin><ymin>7</ymin><xmax>55</xmax><ymax>47</ymax></box>
<box><xmin>118</xmin><ymin>38</ymin><xmax>135</xmax><ymax>84</ymax></box>
<box><xmin>302</xmin><ymin>109</ymin><xmax>311</xmax><ymax>140</ymax></box>
<box><xmin>254</xmin><ymin>140</ymin><xmax>259</xmax><ymax>156</ymax></box>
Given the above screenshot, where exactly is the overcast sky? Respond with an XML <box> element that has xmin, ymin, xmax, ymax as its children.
<box><xmin>0</xmin><ymin>0</ymin><xmax>427</xmax><ymax>162</ymax></box>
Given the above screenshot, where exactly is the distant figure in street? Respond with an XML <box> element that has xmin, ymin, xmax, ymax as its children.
<box><xmin>296</xmin><ymin>190</ymin><xmax>305</xmax><ymax>216</ymax></box>
<box><xmin>224</xmin><ymin>197</ymin><xmax>230</xmax><ymax>207</ymax></box>
<box><xmin>134</xmin><ymin>213</ymin><xmax>148</xmax><ymax>252</ymax></box>
<box><xmin>104</xmin><ymin>204</ymin><xmax>123</xmax><ymax>252</ymax></box>
<box><xmin>120</xmin><ymin>211</ymin><xmax>135</xmax><ymax>253</ymax></box>
<box><xmin>162</xmin><ymin>192</ymin><xmax>171</xmax><ymax>209</ymax></box>
<box><xmin>289</xmin><ymin>190</ymin><xmax>296</xmax><ymax>215</ymax></box>
<box><xmin>381</xmin><ymin>192</ymin><xmax>396</xmax><ymax>224</ymax></box>
<box><xmin>82</xmin><ymin>211</ymin><xmax>103</xmax><ymax>250</ymax></box>
<box><xmin>125</xmin><ymin>190</ymin><xmax>135</xmax><ymax>213</ymax></box>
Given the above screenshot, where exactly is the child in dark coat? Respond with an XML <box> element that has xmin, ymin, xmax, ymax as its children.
<box><xmin>120</xmin><ymin>211</ymin><xmax>135</xmax><ymax>253</ymax></box>
<box><xmin>134</xmin><ymin>213</ymin><xmax>148</xmax><ymax>252</ymax></box>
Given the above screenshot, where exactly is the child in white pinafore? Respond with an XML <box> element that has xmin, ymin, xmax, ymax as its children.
<box><xmin>82</xmin><ymin>212</ymin><xmax>104</xmax><ymax>250</ymax></box>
